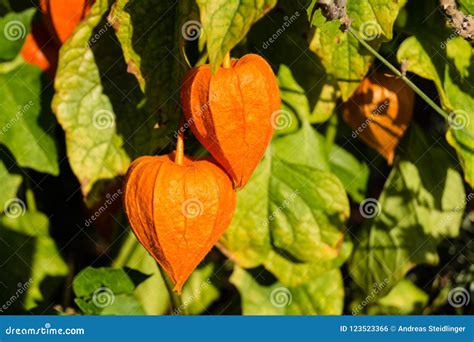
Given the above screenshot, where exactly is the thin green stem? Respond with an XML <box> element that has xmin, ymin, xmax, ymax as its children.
<box><xmin>349</xmin><ymin>26</ymin><xmax>474</xmax><ymax>139</ymax></box>
<box><xmin>157</xmin><ymin>264</ymin><xmax>187</xmax><ymax>315</ymax></box>
<box><xmin>325</xmin><ymin>113</ymin><xmax>338</xmax><ymax>147</ymax></box>
<box><xmin>348</xmin><ymin>27</ymin><xmax>449</xmax><ymax>120</ymax></box>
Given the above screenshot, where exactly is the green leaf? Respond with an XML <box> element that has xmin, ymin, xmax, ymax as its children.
<box><xmin>110</xmin><ymin>0</ymin><xmax>191</xmax><ymax>121</ymax></box>
<box><xmin>273</xmin><ymin>120</ymin><xmax>329</xmax><ymax>170</ymax></box>
<box><xmin>0</xmin><ymin>211</ymin><xmax>68</xmax><ymax>311</ymax></box>
<box><xmin>0</xmin><ymin>158</ymin><xmax>22</xmax><ymax>209</ymax></box>
<box><xmin>397</xmin><ymin>35</ymin><xmax>474</xmax><ymax>187</ymax></box>
<box><xmin>73</xmin><ymin>266</ymin><xmax>148</xmax><ymax>315</ymax></box>
<box><xmin>458</xmin><ymin>0</ymin><xmax>474</xmax><ymax>14</ymax></box>
<box><xmin>180</xmin><ymin>262</ymin><xmax>220</xmax><ymax>315</ymax></box>
<box><xmin>197</xmin><ymin>0</ymin><xmax>277</xmax><ymax>72</ymax></box>
<box><xmin>308</xmin><ymin>0</ymin><xmax>406</xmax><ymax>100</ymax></box>
<box><xmin>277</xmin><ymin>64</ymin><xmax>368</xmax><ymax>202</ymax></box>
<box><xmin>114</xmin><ymin>232</ymin><xmax>220</xmax><ymax>315</ymax></box>
<box><xmin>230</xmin><ymin>266</ymin><xmax>344</xmax><ymax>315</ymax></box>
<box><xmin>221</xmin><ymin>124</ymin><xmax>350</xmax><ymax>281</ymax></box>
<box><xmin>52</xmin><ymin>0</ymin><xmax>166</xmax><ymax>199</ymax></box>
<box><xmin>0</xmin><ymin>8</ymin><xmax>35</xmax><ymax>60</ymax></box>
<box><xmin>273</xmin><ymin>39</ymin><xmax>339</xmax><ymax>125</ymax></box>
<box><xmin>0</xmin><ymin>63</ymin><xmax>59</xmax><ymax>175</ymax></box>
<box><xmin>263</xmin><ymin>238</ymin><xmax>352</xmax><ymax>287</ymax></box>
<box><xmin>368</xmin><ymin>279</ymin><xmax>429</xmax><ymax>314</ymax></box>
<box><xmin>329</xmin><ymin>144</ymin><xmax>369</xmax><ymax>203</ymax></box>
<box><xmin>113</xmin><ymin>232</ymin><xmax>169</xmax><ymax>315</ymax></box>
<box><xmin>219</xmin><ymin>157</ymin><xmax>272</xmax><ymax>268</ymax></box>
<box><xmin>349</xmin><ymin>125</ymin><xmax>466</xmax><ymax>297</ymax></box>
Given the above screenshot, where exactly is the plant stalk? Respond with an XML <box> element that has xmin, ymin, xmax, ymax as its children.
<box><xmin>157</xmin><ymin>264</ymin><xmax>187</xmax><ymax>315</ymax></box>
<box><xmin>175</xmin><ymin>118</ymin><xmax>185</xmax><ymax>166</ymax></box>
<box><xmin>348</xmin><ymin>27</ymin><xmax>450</xmax><ymax>121</ymax></box>
<box><xmin>223</xmin><ymin>52</ymin><xmax>231</xmax><ymax>68</ymax></box>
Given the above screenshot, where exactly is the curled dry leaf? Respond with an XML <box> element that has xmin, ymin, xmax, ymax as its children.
<box><xmin>342</xmin><ymin>72</ymin><xmax>414</xmax><ymax>164</ymax></box>
<box><xmin>123</xmin><ymin>154</ymin><xmax>236</xmax><ymax>293</ymax></box>
<box><xmin>40</xmin><ymin>0</ymin><xmax>93</xmax><ymax>44</ymax></box>
<box><xmin>181</xmin><ymin>54</ymin><xmax>281</xmax><ymax>188</ymax></box>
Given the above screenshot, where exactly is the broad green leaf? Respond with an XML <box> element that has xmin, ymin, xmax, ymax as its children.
<box><xmin>73</xmin><ymin>266</ymin><xmax>148</xmax><ymax>315</ymax></box>
<box><xmin>0</xmin><ymin>159</ymin><xmax>22</xmax><ymax>209</ymax></box>
<box><xmin>269</xmin><ymin>158</ymin><xmax>348</xmax><ymax>262</ymax></box>
<box><xmin>350</xmin><ymin>125</ymin><xmax>466</xmax><ymax>297</ymax></box>
<box><xmin>247</xmin><ymin>10</ymin><xmax>339</xmax><ymax>124</ymax></box>
<box><xmin>219</xmin><ymin>157</ymin><xmax>272</xmax><ymax>268</ymax></box>
<box><xmin>308</xmin><ymin>0</ymin><xmax>406</xmax><ymax>100</ymax></box>
<box><xmin>0</xmin><ymin>63</ymin><xmax>59</xmax><ymax>175</ymax></box>
<box><xmin>329</xmin><ymin>144</ymin><xmax>369</xmax><ymax>203</ymax></box>
<box><xmin>277</xmin><ymin>64</ymin><xmax>368</xmax><ymax>202</ymax></box>
<box><xmin>221</xmin><ymin>125</ymin><xmax>350</xmax><ymax>279</ymax></box>
<box><xmin>398</xmin><ymin>36</ymin><xmax>474</xmax><ymax>187</ymax></box>
<box><xmin>0</xmin><ymin>211</ymin><xmax>68</xmax><ymax>311</ymax></box>
<box><xmin>263</xmin><ymin>238</ymin><xmax>352</xmax><ymax>287</ymax></box>
<box><xmin>111</xmin><ymin>0</ymin><xmax>192</xmax><ymax>122</ymax></box>
<box><xmin>0</xmin><ymin>8</ymin><xmax>34</xmax><ymax>60</ymax></box>
<box><xmin>100</xmin><ymin>294</ymin><xmax>145</xmax><ymax>315</ymax></box>
<box><xmin>231</xmin><ymin>266</ymin><xmax>344</xmax><ymax>315</ymax></box>
<box><xmin>114</xmin><ymin>232</ymin><xmax>220</xmax><ymax>315</ymax></box>
<box><xmin>368</xmin><ymin>279</ymin><xmax>429</xmax><ymax>314</ymax></box>
<box><xmin>273</xmin><ymin>121</ymin><xmax>329</xmax><ymax>171</ymax></box>
<box><xmin>180</xmin><ymin>262</ymin><xmax>220</xmax><ymax>315</ymax></box>
<box><xmin>458</xmin><ymin>0</ymin><xmax>474</xmax><ymax>14</ymax></box>
<box><xmin>197</xmin><ymin>0</ymin><xmax>277</xmax><ymax>72</ymax></box>
<box><xmin>113</xmin><ymin>232</ymin><xmax>169</xmax><ymax>315</ymax></box>
<box><xmin>52</xmin><ymin>0</ymin><xmax>164</xmax><ymax>199</ymax></box>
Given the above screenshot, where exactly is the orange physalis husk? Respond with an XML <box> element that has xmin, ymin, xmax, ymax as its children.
<box><xmin>180</xmin><ymin>53</ymin><xmax>281</xmax><ymax>188</ymax></box>
<box><xmin>40</xmin><ymin>0</ymin><xmax>93</xmax><ymax>44</ymax></box>
<box><xmin>123</xmin><ymin>153</ymin><xmax>236</xmax><ymax>293</ymax></box>
<box><xmin>342</xmin><ymin>71</ymin><xmax>415</xmax><ymax>164</ymax></box>
<box><xmin>21</xmin><ymin>23</ymin><xmax>59</xmax><ymax>75</ymax></box>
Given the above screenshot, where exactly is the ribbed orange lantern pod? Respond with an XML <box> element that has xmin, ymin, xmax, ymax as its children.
<box><xmin>40</xmin><ymin>0</ymin><xmax>92</xmax><ymax>44</ymax></box>
<box><xmin>181</xmin><ymin>53</ymin><xmax>281</xmax><ymax>188</ymax></box>
<box><xmin>123</xmin><ymin>137</ymin><xmax>236</xmax><ymax>292</ymax></box>
<box><xmin>343</xmin><ymin>72</ymin><xmax>414</xmax><ymax>164</ymax></box>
